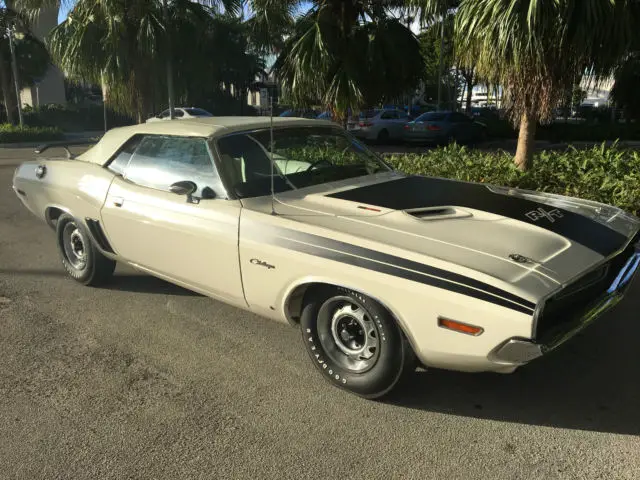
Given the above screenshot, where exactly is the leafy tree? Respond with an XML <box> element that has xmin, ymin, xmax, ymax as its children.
<box><xmin>611</xmin><ymin>52</ymin><xmax>640</xmax><ymax>122</ymax></box>
<box><xmin>456</xmin><ymin>0</ymin><xmax>640</xmax><ymax>171</ymax></box>
<box><xmin>418</xmin><ymin>14</ymin><xmax>458</xmax><ymax>108</ymax></box>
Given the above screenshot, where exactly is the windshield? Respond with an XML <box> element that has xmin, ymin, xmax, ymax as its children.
<box><xmin>215</xmin><ymin>126</ymin><xmax>391</xmax><ymax>198</ymax></box>
<box><xmin>183</xmin><ymin>108</ymin><xmax>213</xmax><ymax>117</ymax></box>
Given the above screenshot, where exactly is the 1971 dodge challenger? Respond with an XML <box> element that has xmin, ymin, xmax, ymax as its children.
<box><xmin>12</xmin><ymin>117</ymin><xmax>640</xmax><ymax>398</ymax></box>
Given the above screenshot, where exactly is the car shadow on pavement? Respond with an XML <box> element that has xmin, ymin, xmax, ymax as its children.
<box><xmin>389</xmin><ymin>295</ymin><xmax>640</xmax><ymax>435</ymax></box>
<box><xmin>104</xmin><ymin>274</ymin><xmax>202</xmax><ymax>296</ymax></box>
<box><xmin>0</xmin><ymin>268</ymin><xmax>200</xmax><ymax>297</ymax></box>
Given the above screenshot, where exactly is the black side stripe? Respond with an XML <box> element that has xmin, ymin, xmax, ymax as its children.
<box><xmin>245</xmin><ymin>223</ymin><xmax>536</xmax><ymax>315</ymax></box>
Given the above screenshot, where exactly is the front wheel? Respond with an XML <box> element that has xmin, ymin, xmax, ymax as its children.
<box><xmin>300</xmin><ymin>287</ymin><xmax>415</xmax><ymax>398</ymax></box>
<box><xmin>56</xmin><ymin>213</ymin><xmax>116</xmax><ymax>286</ymax></box>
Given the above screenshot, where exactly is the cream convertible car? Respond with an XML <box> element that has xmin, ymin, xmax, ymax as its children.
<box><xmin>13</xmin><ymin>117</ymin><xmax>640</xmax><ymax>398</ymax></box>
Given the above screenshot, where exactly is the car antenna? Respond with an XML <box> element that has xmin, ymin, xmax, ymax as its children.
<box><xmin>269</xmin><ymin>94</ymin><xmax>277</xmax><ymax>216</ymax></box>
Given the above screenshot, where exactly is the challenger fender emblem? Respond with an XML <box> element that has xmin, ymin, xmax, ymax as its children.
<box><xmin>250</xmin><ymin>258</ymin><xmax>275</xmax><ymax>270</ymax></box>
<box><xmin>525</xmin><ymin>207</ymin><xmax>563</xmax><ymax>223</ymax></box>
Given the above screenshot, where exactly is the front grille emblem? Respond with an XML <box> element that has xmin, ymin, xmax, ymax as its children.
<box><xmin>525</xmin><ymin>207</ymin><xmax>563</xmax><ymax>223</ymax></box>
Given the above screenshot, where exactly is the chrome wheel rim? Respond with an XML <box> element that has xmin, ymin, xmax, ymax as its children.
<box><xmin>317</xmin><ymin>297</ymin><xmax>380</xmax><ymax>373</ymax></box>
<box><xmin>62</xmin><ymin>222</ymin><xmax>87</xmax><ymax>270</ymax></box>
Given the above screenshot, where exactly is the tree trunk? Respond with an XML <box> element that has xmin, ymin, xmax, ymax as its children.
<box><xmin>514</xmin><ymin>111</ymin><xmax>537</xmax><ymax>171</ymax></box>
<box><xmin>0</xmin><ymin>54</ymin><xmax>16</xmax><ymax>124</ymax></box>
<box><xmin>465</xmin><ymin>78</ymin><xmax>473</xmax><ymax>113</ymax></box>
<box><xmin>163</xmin><ymin>0</ymin><xmax>175</xmax><ymax>119</ymax></box>
<box><xmin>436</xmin><ymin>21</ymin><xmax>445</xmax><ymax>111</ymax></box>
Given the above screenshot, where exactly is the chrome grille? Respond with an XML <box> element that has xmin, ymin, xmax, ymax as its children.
<box><xmin>535</xmin><ymin>235</ymin><xmax>640</xmax><ymax>344</ymax></box>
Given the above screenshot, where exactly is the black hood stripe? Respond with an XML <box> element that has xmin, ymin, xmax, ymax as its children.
<box><xmin>326</xmin><ymin>176</ymin><xmax>627</xmax><ymax>257</ymax></box>
<box><xmin>245</xmin><ymin>223</ymin><xmax>536</xmax><ymax>315</ymax></box>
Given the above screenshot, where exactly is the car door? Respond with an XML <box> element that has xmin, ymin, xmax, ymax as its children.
<box><xmin>447</xmin><ymin>112</ymin><xmax>474</xmax><ymax>143</ymax></box>
<box><xmin>377</xmin><ymin>110</ymin><xmax>397</xmax><ymax>138</ymax></box>
<box><xmin>393</xmin><ymin>111</ymin><xmax>410</xmax><ymax>139</ymax></box>
<box><xmin>100</xmin><ymin>134</ymin><xmax>245</xmax><ymax>303</ymax></box>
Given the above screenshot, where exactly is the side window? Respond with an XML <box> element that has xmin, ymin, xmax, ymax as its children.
<box><xmin>380</xmin><ymin>111</ymin><xmax>397</xmax><ymax>120</ymax></box>
<box><xmin>107</xmin><ymin>135</ymin><xmax>143</xmax><ymax>176</ymax></box>
<box><xmin>158</xmin><ymin>109</ymin><xmax>170</xmax><ymax>119</ymax></box>
<box><xmin>124</xmin><ymin>135</ymin><xmax>224</xmax><ymax>199</ymax></box>
<box><xmin>174</xmin><ymin>109</ymin><xmax>185</xmax><ymax>118</ymax></box>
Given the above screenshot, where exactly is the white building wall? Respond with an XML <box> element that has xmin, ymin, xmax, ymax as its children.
<box><xmin>18</xmin><ymin>6</ymin><xmax>67</xmax><ymax>107</ymax></box>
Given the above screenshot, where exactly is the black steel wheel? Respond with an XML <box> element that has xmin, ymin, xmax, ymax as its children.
<box><xmin>56</xmin><ymin>213</ymin><xmax>115</xmax><ymax>286</ymax></box>
<box><xmin>300</xmin><ymin>286</ymin><xmax>415</xmax><ymax>398</ymax></box>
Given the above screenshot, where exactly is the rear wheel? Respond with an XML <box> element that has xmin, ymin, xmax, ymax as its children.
<box><xmin>300</xmin><ymin>286</ymin><xmax>415</xmax><ymax>398</ymax></box>
<box><xmin>56</xmin><ymin>213</ymin><xmax>115</xmax><ymax>286</ymax></box>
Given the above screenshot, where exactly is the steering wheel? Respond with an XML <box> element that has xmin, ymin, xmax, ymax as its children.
<box><xmin>306</xmin><ymin>158</ymin><xmax>335</xmax><ymax>172</ymax></box>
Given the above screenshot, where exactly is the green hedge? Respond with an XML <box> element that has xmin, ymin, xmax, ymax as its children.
<box><xmin>24</xmin><ymin>104</ymin><xmax>135</xmax><ymax>132</ymax></box>
<box><xmin>383</xmin><ymin>143</ymin><xmax>640</xmax><ymax>216</ymax></box>
<box><xmin>479</xmin><ymin>117</ymin><xmax>640</xmax><ymax>141</ymax></box>
<box><xmin>0</xmin><ymin>124</ymin><xmax>64</xmax><ymax>143</ymax></box>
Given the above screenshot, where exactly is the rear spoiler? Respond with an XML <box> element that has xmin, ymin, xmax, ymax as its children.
<box><xmin>34</xmin><ymin>138</ymin><xmax>101</xmax><ymax>159</ymax></box>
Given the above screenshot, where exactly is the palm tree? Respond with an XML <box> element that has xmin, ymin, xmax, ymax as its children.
<box><xmin>15</xmin><ymin>0</ymin><xmax>241</xmax><ymax>120</ymax></box>
<box><xmin>456</xmin><ymin>0</ymin><xmax>639</xmax><ymax>171</ymax></box>
<box><xmin>251</xmin><ymin>0</ymin><xmax>424</xmax><ymax>122</ymax></box>
<box><xmin>38</xmin><ymin>0</ymin><xmax>262</xmax><ymax>122</ymax></box>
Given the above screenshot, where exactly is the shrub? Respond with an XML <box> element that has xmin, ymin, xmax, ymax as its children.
<box><xmin>383</xmin><ymin>143</ymin><xmax>640</xmax><ymax>216</ymax></box>
<box><xmin>0</xmin><ymin>124</ymin><xmax>64</xmax><ymax>143</ymax></box>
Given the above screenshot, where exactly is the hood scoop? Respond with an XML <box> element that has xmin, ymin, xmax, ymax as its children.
<box><xmin>405</xmin><ymin>206</ymin><xmax>473</xmax><ymax>221</ymax></box>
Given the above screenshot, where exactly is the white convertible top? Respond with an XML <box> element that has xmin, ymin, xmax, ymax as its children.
<box><xmin>77</xmin><ymin>116</ymin><xmax>334</xmax><ymax>165</ymax></box>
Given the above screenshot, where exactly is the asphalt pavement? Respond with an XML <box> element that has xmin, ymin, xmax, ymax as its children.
<box><xmin>1</xmin><ymin>148</ymin><xmax>639</xmax><ymax>479</ymax></box>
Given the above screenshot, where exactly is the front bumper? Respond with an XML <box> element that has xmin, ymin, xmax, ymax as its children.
<box><xmin>491</xmin><ymin>244</ymin><xmax>640</xmax><ymax>365</ymax></box>
<box><xmin>490</xmin><ymin>292</ymin><xmax>624</xmax><ymax>364</ymax></box>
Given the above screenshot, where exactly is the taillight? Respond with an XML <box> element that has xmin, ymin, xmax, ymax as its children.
<box><xmin>359</xmin><ymin>121</ymin><xmax>373</xmax><ymax>127</ymax></box>
<box><xmin>403</xmin><ymin>124</ymin><xmax>410</xmax><ymax>130</ymax></box>
<box><xmin>427</xmin><ymin>124</ymin><xmax>441</xmax><ymax>131</ymax></box>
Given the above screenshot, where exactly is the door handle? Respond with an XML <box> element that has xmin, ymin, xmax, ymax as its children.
<box><xmin>112</xmin><ymin>196</ymin><xmax>124</xmax><ymax>207</ymax></box>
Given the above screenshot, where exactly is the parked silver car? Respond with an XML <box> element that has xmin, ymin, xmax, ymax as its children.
<box><xmin>349</xmin><ymin>109</ymin><xmax>409</xmax><ymax>143</ymax></box>
<box><xmin>403</xmin><ymin>111</ymin><xmax>487</xmax><ymax>145</ymax></box>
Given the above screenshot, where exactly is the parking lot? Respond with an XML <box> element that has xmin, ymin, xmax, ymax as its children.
<box><xmin>1</xmin><ymin>147</ymin><xmax>639</xmax><ymax>479</ymax></box>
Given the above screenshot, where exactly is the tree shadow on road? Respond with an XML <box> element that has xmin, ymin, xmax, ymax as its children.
<box><xmin>389</xmin><ymin>294</ymin><xmax>640</xmax><ymax>435</ymax></box>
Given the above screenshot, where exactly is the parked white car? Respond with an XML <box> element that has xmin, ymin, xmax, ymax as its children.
<box><xmin>349</xmin><ymin>109</ymin><xmax>410</xmax><ymax>142</ymax></box>
<box><xmin>146</xmin><ymin>107</ymin><xmax>213</xmax><ymax>123</ymax></box>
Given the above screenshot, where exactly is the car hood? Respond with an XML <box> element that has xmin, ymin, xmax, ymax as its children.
<box><xmin>246</xmin><ymin>173</ymin><xmax>640</xmax><ymax>300</ymax></box>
